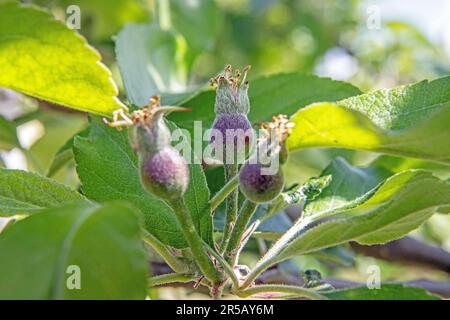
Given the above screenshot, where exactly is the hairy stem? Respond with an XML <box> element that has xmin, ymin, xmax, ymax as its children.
<box><xmin>225</xmin><ymin>200</ymin><xmax>258</xmax><ymax>265</ymax></box>
<box><xmin>220</xmin><ymin>164</ymin><xmax>239</xmax><ymax>252</ymax></box>
<box><xmin>143</xmin><ymin>230</ymin><xmax>187</xmax><ymax>273</ymax></box>
<box><xmin>209</xmin><ymin>174</ymin><xmax>240</xmax><ymax>213</ymax></box>
<box><xmin>203</xmin><ymin>241</ymin><xmax>240</xmax><ymax>289</ymax></box>
<box><xmin>148</xmin><ymin>273</ymin><xmax>194</xmax><ymax>287</ymax></box>
<box><xmin>235</xmin><ymin>220</ymin><xmax>261</xmax><ymax>263</ymax></box>
<box><xmin>169</xmin><ymin>198</ymin><xmax>222</xmax><ymax>285</ymax></box>
<box><xmin>241</xmin><ymin>216</ymin><xmax>313</xmax><ymax>289</ymax></box>
<box><xmin>236</xmin><ymin>284</ymin><xmax>327</xmax><ymax>300</ymax></box>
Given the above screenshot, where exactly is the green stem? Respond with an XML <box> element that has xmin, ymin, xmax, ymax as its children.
<box><xmin>209</xmin><ymin>174</ymin><xmax>240</xmax><ymax>213</ymax></box>
<box><xmin>220</xmin><ymin>164</ymin><xmax>239</xmax><ymax>252</ymax></box>
<box><xmin>143</xmin><ymin>230</ymin><xmax>187</xmax><ymax>274</ymax></box>
<box><xmin>236</xmin><ymin>284</ymin><xmax>328</xmax><ymax>300</ymax></box>
<box><xmin>235</xmin><ymin>220</ymin><xmax>260</xmax><ymax>262</ymax></box>
<box><xmin>203</xmin><ymin>241</ymin><xmax>239</xmax><ymax>290</ymax></box>
<box><xmin>169</xmin><ymin>198</ymin><xmax>222</xmax><ymax>285</ymax></box>
<box><xmin>224</xmin><ymin>200</ymin><xmax>258</xmax><ymax>265</ymax></box>
<box><xmin>148</xmin><ymin>273</ymin><xmax>194</xmax><ymax>287</ymax></box>
<box><xmin>241</xmin><ymin>216</ymin><xmax>313</xmax><ymax>289</ymax></box>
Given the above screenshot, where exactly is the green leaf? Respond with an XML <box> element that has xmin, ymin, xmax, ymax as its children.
<box><xmin>370</xmin><ymin>155</ymin><xmax>450</xmax><ymax>175</ymax></box>
<box><xmin>205</xmin><ymin>165</ymin><xmax>226</xmax><ymax>196</ymax></box>
<box><xmin>168</xmin><ymin>121</ymin><xmax>213</xmax><ymax>246</ymax></box>
<box><xmin>264</xmin><ymin>175</ymin><xmax>333</xmax><ymax>222</ymax></box>
<box><xmin>185</xmin><ymin>159</ymin><xmax>214</xmax><ymax>246</ymax></box>
<box><xmin>0</xmin><ymin>115</ymin><xmax>18</xmax><ymax>150</ymax></box>
<box><xmin>0</xmin><ymin>201</ymin><xmax>147</xmax><ymax>299</ymax></box>
<box><xmin>311</xmin><ymin>246</ymin><xmax>355</xmax><ymax>267</ymax></box>
<box><xmin>73</xmin><ymin>118</ymin><xmax>214</xmax><ymax>248</ymax></box>
<box><xmin>169</xmin><ymin>73</ymin><xmax>361</xmax><ymax>134</ymax></box>
<box><xmin>277</xmin><ymin>159</ymin><xmax>450</xmax><ymax>260</ymax></box>
<box><xmin>287</xmin><ymin>77</ymin><xmax>450</xmax><ymax>164</ymax></box>
<box><xmin>325</xmin><ymin>284</ymin><xmax>440</xmax><ymax>300</ymax></box>
<box><xmin>303</xmin><ymin>158</ymin><xmax>392</xmax><ymax>216</ymax></box>
<box><xmin>0</xmin><ymin>2</ymin><xmax>125</xmax><ymax>116</ymax></box>
<box><xmin>115</xmin><ymin>23</ymin><xmax>187</xmax><ymax>106</ymax></box>
<box><xmin>0</xmin><ymin>168</ymin><xmax>84</xmax><ymax>217</ymax></box>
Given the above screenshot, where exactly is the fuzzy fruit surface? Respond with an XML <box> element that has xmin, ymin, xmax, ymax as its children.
<box><xmin>239</xmin><ymin>162</ymin><xmax>284</xmax><ymax>203</ymax></box>
<box><xmin>140</xmin><ymin>147</ymin><xmax>189</xmax><ymax>200</ymax></box>
<box><xmin>211</xmin><ymin>113</ymin><xmax>253</xmax><ymax>146</ymax></box>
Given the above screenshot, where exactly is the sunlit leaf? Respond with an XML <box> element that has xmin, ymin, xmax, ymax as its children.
<box><xmin>288</xmin><ymin>77</ymin><xmax>450</xmax><ymax>163</ymax></box>
<box><xmin>370</xmin><ymin>154</ymin><xmax>450</xmax><ymax>175</ymax></box>
<box><xmin>0</xmin><ymin>2</ymin><xmax>125</xmax><ymax>116</ymax></box>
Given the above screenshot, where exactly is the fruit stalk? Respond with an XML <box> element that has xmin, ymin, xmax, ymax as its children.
<box><xmin>224</xmin><ymin>199</ymin><xmax>258</xmax><ymax>265</ymax></box>
<box><xmin>169</xmin><ymin>197</ymin><xmax>222</xmax><ymax>285</ymax></box>
<box><xmin>208</xmin><ymin>173</ymin><xmax>240</xmax><ymax>213</ymax></box>
<box><xmin>220</xmin><ymin>164</ymin><xmax>239</xmax><ymax>252</ymax></box>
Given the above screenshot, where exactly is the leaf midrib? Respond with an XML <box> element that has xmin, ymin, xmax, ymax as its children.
<box><xmin>50</xmin><ymin>206</ymin><xmax>96</xmax><ymax>299</ymax></box>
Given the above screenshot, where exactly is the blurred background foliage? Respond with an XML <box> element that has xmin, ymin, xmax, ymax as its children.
<box><xmin>1</xmin><ymin>0</ymin><xmax>450</xmax><ymax>298</ymax></box>
<box><xmin>15</xmin><ymin>0</ymin><xmax>450</xmax><ymax>89</ymax></box>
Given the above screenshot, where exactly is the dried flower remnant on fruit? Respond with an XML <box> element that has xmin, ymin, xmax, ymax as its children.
<box><xmin>259</xmin><ymin>115</ymin><xmax>294</xmax><ymax>144</ymax></box>
<box><xmin>103</xmin><ymin>95</ymin><xmax>188</xmax><ymax>129</ymax></box>
<box><xmin>258</xmin><ymin>115</ymin><xmax>295</xmax><ymax>164</ymax></box>
<box><xmin>210</xmin><ymin>65</ymin><xmax>251</xmax><ymax>135</ymax></box>
<box><xmin>210</xmin><ymin>65</ymin><xmax>254</xmax><ymax>163</ymax></box>
<box><xmin>210</xmin><ymin>64</ymin><xmax>251</xmax><ymax>115</ymax></box>
<box><xmin>103</xmin><ymin>96</ymin><xmax>190</xmax><ymax>200</ymax></box>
